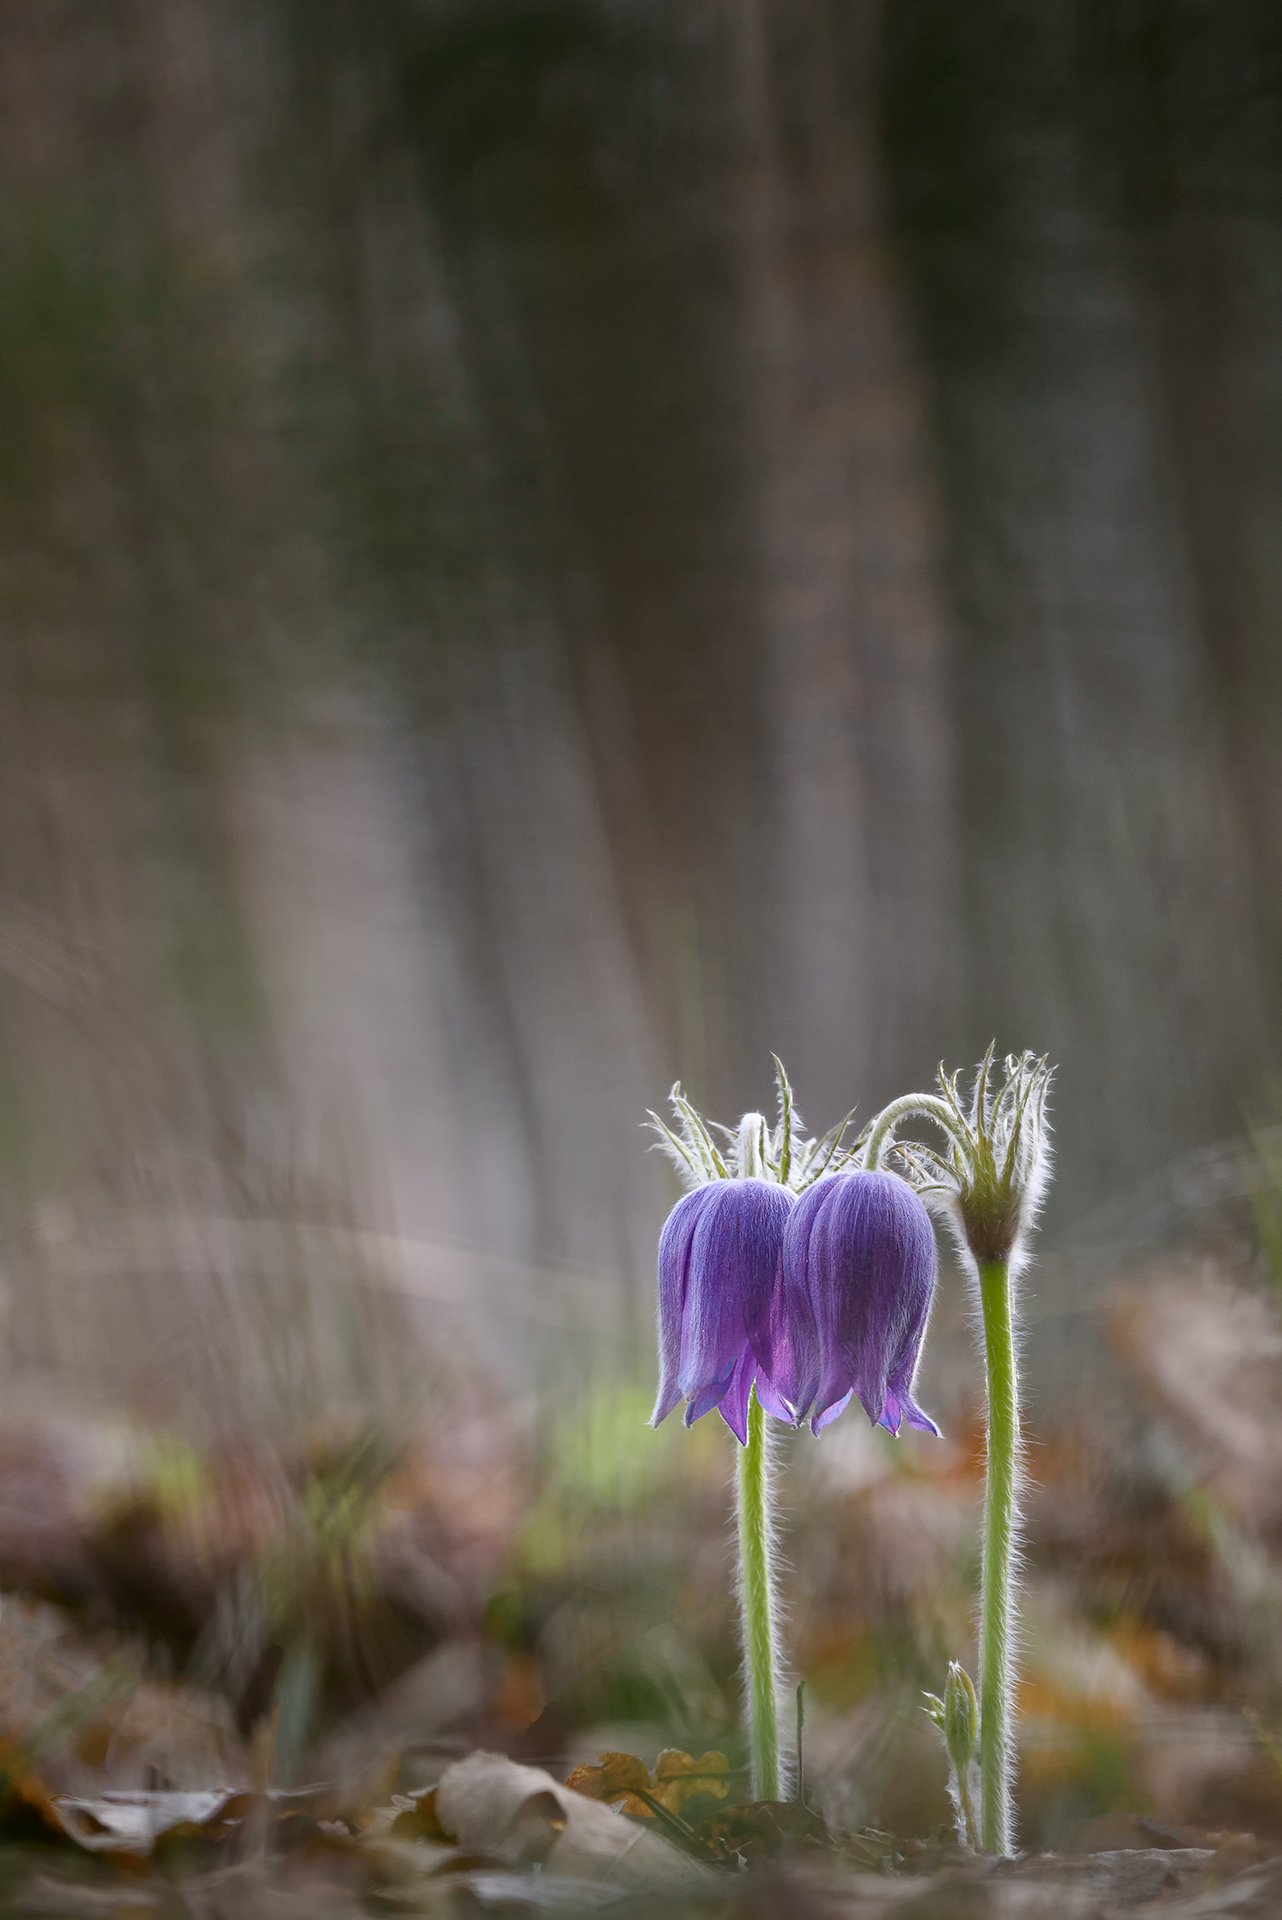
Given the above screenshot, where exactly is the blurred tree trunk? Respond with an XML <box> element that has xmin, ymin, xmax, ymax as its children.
<box><xmin>731</xmin><ymin>0</ymin><xmax>961</xmax><ymax>1114</ymax></box>
<box><xmin>1</xmin><ymin>0</ymin><xmax>1282</xmax><ymax>1421</ymax></box>
<box><xmin>878</xmin><ymin>0</ymin><xmax>1282</xmax><ymax>1213</ymax></box>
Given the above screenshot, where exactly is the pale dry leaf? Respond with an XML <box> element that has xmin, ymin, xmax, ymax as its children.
<box><xmin>434</xmin><ymin>1751</ymin><xmax>712</xmax><ymax>1888</ymax></box>
<box><xmin>41</xmin><ymin>1787</ymin><xmax>244</xmax><ymax>1854</ymax></box>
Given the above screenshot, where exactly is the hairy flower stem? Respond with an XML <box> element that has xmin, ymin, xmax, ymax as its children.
<box><xmin>862</xmin><ymin>1094</ymin><xmax>971</xmax><ymax>1175</ymax></box>
<box><xmin>736</xmin><ymin>1386</ymin><xmax>783</xmax><ymax>1800</ymax></box>
<box><xmin>976</xmin><ymin>1256</ymin><xmax>1019</xmax><ymax>1853</ymax></box>
<box><xmin>956</xmin><ymin>1765</ymin><xmax>981</xmax><ymax>1852</ymax></box>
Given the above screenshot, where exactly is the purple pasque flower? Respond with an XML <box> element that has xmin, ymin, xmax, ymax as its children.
<box><xmin>651</xmin><ymin>1177</ymin><xmax>796</xmax><ymax>1445</ymax></box>
<box><xmin>774</xmin><ymin>1170</ymin><xmax>940</xmax><ymax>1437</ymax></box>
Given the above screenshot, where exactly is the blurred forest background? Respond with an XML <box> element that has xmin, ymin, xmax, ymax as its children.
<box><xmin>2</xmin><ymin>0</ymin><xmax>1282</xmax><ymax>1867</ymax></box>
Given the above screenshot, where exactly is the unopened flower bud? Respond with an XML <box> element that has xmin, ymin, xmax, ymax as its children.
<box><xmin>925</xmin><ymin>1662</ymin><xmax>981</xmax><ymax>1849</ymax></box>
<box><xmin>942</xmin><ymin>1661</ymin><xmax>979</xmax><ymax>1777</ymax></box>
<box><xmin>865</xmin><ymin>1048</ymin><xmax>1054</xmax><ymax>1274</ymax></box>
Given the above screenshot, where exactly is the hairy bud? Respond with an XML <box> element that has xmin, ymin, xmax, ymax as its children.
<box><xmin>865</xmin><ymin>1047</ymin><xmax>1054</xmax><ymax>1276</ymax></box>
<box><xmin>925</xmin><ymin>1662</ymin><xmax>981</xmax><ymax>1849</ymax></box>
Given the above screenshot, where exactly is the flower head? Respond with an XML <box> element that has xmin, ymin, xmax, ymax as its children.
<box><xmin>879</xmin><ymin>1048</ymin><xmax>1055</xmax><ymax>1273</ymax></box>
<box><xmin>772</xmin><ymin>1170</ymin><xmax>940</xmax><ymax>1435</ymax></box>
<box><xmin>645</xmin><ymin>1068</ymin><xmax>942</xmax><ymax>1443</ymax></box>
<box><xmin>651</xmin><ymin>1175</ymin><xmax>795</xmax><ymax>1443</ymax></box>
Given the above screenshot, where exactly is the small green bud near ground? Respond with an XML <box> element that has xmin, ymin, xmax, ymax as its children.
<box><xmin>941</xmin><ymin>1659</ymin><xmax>980</xmax><ymax>1776</ymax></box>
<box><xmin>925</xmin><ymin>1662</ymin><xmax>981</xmax><ymax>1849</ymax></box>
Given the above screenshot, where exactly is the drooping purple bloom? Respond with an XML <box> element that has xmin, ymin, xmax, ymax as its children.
<box><xmin>773</xmin><ymin>1170</ymin><xmax>940</xmax><ymax>1437</ymax></box>
<box><xmin>651</xmin><ymin>1178</ymin><xmax>796</xmax><ymax>1444</ymax></box>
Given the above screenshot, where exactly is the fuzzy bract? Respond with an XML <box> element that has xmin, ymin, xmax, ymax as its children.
<box><xmin>885</xmin><ymin>1049</ymin><xmax>1055</xmax><ymax>1275</ymax></box>
<box><xmin>774</xmin><ymin>1169</ymin><xmax>940</xmax><ymax>1436</ymax></box>
<box><xmin>651</xmin><ymin>1177</ymin><xmax>796</xmax><ymax>1444</ymax></box>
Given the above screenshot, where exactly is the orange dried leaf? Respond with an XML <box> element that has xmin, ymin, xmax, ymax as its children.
<box><xmin>565</xmin><ymin>1751</ymin><xmax>651</xmax><ymax>1816</ymax></box>
<box><xmin>649</xmin><ymin>1749</ymin><xmax>732</xmax><ymax>1815</ymax></box>
<box><xmin>566</xmin><ymin>1749</ymin><xmax>733</xmax><ymax>1823</ymax></box>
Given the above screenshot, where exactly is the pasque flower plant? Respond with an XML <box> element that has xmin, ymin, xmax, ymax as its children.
<box><xmin>865</xmin><ymin>1047</ymin><xmax>1054</xmax><ymax>1853</ymax></box>
<box><xmin>646</xmin><ymin>1047</ymin><xmax>1052</xmax><ymax>1848</ymax></box>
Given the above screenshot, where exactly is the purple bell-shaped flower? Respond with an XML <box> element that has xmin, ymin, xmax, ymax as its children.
<box><xmin>651</xmin><ymin>1177</ymin><xmax>796</xmax><ymax>1444</ymax></box>
<box><xmin>775</xmin><ymin>1170</ymin><xmax>940</xmax><ymax>1436</ymax></box>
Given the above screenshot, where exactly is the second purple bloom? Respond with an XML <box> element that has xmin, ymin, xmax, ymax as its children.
<box><xmin>772</xmin><ymin>1170</ymin><xmax>941</xmax><ymax>1436</ymax></box>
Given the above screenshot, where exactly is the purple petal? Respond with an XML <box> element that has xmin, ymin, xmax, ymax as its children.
<box><xmin>760</xmin><ymin>1187</ymin><xmax>822</xmax><ymax>1419</ymax></box>
<box><xmin>753</xmin><ymin>1370</ymin><xmax>797</xmax><ymax>1426</ymax></box>
<box><xmin>882</xmin><ymin>1291</ymin><xmax>941</xmax><ymax>1437</ymax></box>
<box><xmin>685</xmin><ymin>1372</ymin><xmax>734</xmax><ymax>1425</ymax></box>
<box><xmin>885</xmin><ymin>1387</ymin><xmax>942</xmax><ymax>1437</ymax></box>
<box><xmin>718</xmin><ymin>1354</ymin><xmax>799</xmax><ymax>1439</ymax></box>
<box><xmin>783</xmin><ymin>1171</ymin><xmax>938</xmax><ymax>1437</ymax></box>
<box><xmin>734</xmin><ymin>1182</ymin><xmax>797</xmax><ymax>1387</ymax></box>
<box><xmin>651</xmin><ymin>1186</ymin><xmax>717</xmax><ymax>1426</ymax></box>
<box><xmin>717</xmin><ymin>1343</ymin><xmax>757</xmax><ymax>1444</ymax></box>
<box><xmin>811</xmin><ymin>1389</ymin><xmax>853</xmax><ymax>1435</ymax></box>
<box><xmin>678</xmin><ymin>1179</ymin><xmax>792</xmax><ymax>1412</ymax></box>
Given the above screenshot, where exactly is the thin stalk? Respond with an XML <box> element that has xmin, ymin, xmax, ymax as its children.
<box><xmin>737</xmin><ymin>1113</ymin><xmax>766</xmax><ymax>1181</ymax></box>
<box><xmin>736</xmin><ymin>1386</ymin><xmax>783</xmax><ymax>1800</ymax></box>
<box><xmin>976</xmin><ymin>1256</ymin><xmax>1019</xmax><ymax>1852</ymax></box>
<box><xmin>862</xmin><ymin>1094</ymin><xmax>972</xmax><ymax>1174</ymax></box>
<box><xmin>956</xmin><ymin>1764</ymin><xmax>980</xmax><ymax>1853</ymax></box>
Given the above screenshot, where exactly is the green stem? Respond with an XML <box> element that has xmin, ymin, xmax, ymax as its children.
<box><xmin>976</xmin><ymin>1256</ymin><xmax>1019</xmax><ymax>1852</ymax></box>
<box><xmin>736</xmin><ymin>1387</ymin><xmax>783</xmax><ymax>1800</ymax></box>
<box><xmin>862</xmin><ymin>1094</ymin><xmax>972</xmax><ymax>1172</ymax></box>
<box><xmin>737</xmin><ymin>1112</ymin><xmax>766</xmax><ymax>1181</ymax></box>
<box><xmin>956</xmin><ymin>1764</ymin><xmax>980</xmax><ymax>1853</ymax></box>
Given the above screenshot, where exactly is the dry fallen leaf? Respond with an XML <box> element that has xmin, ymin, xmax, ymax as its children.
<box><xmin>566</xmin><ymin>1748</ymin><xmax>732</xmax><ymax>1822</ymax></box>
<box><xmin>32</xmin><ymin>1787</ymin><xmax>247</xmax><ymax>1856</ymax></box>
<box><xmin>435</xmin><ymin>1751</ymin><xmax>712</xmax><ymax>1887</ymax></box>
<box><xmin>387</xmin><ymin>1785</ymin><xmax>450</xmax><ymax>1843</ymax></box>
<box><xmin>564</xmin><ymin>1751</ymin><xmax>650</xmax><ymax>1813</ymax></box>
<box><xmin>650</xmin><ymin>1749</ymin><xmax>732</xmax><ymax>1817</ymax></box>
<box><xmin>0</xmin><ymin>1778</ymin><xmax>355</xmax><ymax>1863</ymax></box>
